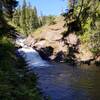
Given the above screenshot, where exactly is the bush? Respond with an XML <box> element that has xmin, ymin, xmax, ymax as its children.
<box><xmin>89</xmin><ymin>32</ymin><xmax>100</xmax><ymax>55</ymax></box>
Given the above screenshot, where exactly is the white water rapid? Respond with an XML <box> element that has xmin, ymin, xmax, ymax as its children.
<box><xmin>16</xmin><ymin>37</ymin><xmax>50</xmax><ymax>68</ymax></box>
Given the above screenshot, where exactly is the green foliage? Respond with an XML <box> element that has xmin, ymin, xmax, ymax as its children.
<box><xmin>0</xmin><ymin>37</ymin><xmax>43</xmax><ymax>100</ymax></box>
<box><xmin>64</xmin><ymin>0</ymin><xmax>100</xmax><ymax>55</ymax></box>
<box><xmin>12</xmin><ymin>0</ymin><xmax>41</xmax><ymax>36</ymax></box>
<box><xmin>89</xmin><ymin>32</ymin><xmax>100</xmax><ymax>55</ymax></box>
<box><xmin>40</xmin><ymin>15</ymin><xmax>56</xmax><ymax>25</ymax></box>
<box><xmin>0</xmin><ymin>0</ymin><xmax>18</xmax><ymax>34</ymax></box>
<box><xmin>47</xmin><ymin>16</ymin><xmax>56</xmax><ymax>25</ymax></box>
<box><xmin>0</xmin><ymin>1</ymin><xmax>43</xmax><ymax>99</ymax></box>
<box><xmin>0</xmin><ymin>0</ymin><xmax>18</xmax><ymax>19</ymax></box>
<box><xmin>41</xmin><ymin>16</ymin><xmax>47</xmax><ymax>25</ymax></box>
<box><xmin>79</xmin><ymin>32</ymin><xmax>90</xmax><ymax>43</ymax></box>
<box><xmin>11</xmin><ymin>1</ymin><xmax>56</xmax><ymax>35</ymax></box>
<box><xmin>77</xmin><ymin>0</ymin><xmax>100</xmax><ymax>55</ymax></box>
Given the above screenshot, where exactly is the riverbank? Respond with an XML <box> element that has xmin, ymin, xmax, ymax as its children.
<box><xmin>0</xmin><ymin>36</ymin><xmax>43</xmax><ymax>100</ymax></box>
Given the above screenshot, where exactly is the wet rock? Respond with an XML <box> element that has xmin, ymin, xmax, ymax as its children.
<box><xmin>33</xmin><ymin>39</ymin><xmax>68</xmax><ymax>62</ymax></box>
<box><xmin>95</xmin><ymin>56</ymin><xmax>100</xmax><ymax>66</ymax></box>
<box><xmin>37</xmin><ymin>46</ymin><xmax>54</xmax><ymax>61</ymax></box>
<box><xmin>95</xmin><ymin>56</ymin><xmax>100</xmax><ymax>62</ymax></box>
<box><xmin>54</xmin><ymin>51</ymin><xmax>67</xmax><ymax>62</ymax></box>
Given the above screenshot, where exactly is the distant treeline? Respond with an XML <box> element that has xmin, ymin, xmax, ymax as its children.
<box><xmin>12</xmin><ymin>0</ymin><xmax>56</xmax><ymax>36</ymax></box>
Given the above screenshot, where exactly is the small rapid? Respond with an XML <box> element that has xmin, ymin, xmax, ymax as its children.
<box><xmin>16</xmin><ymin>37</ymin><xmax>50</xmax><ymax>68</ymax></box>
<box><xmin>15</xmin><ymin>37</ymin><xmax>100</xmax><ymax>100</ymax></box>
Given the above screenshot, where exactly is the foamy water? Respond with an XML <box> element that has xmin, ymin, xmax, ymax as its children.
<box><xmin>16</xmin><ymin>38</ymin><xmax>50</xmax><ymax>68</ymax></box>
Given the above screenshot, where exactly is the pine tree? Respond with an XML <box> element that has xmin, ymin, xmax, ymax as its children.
<box><xmin>1</xmin><ymin>0</ymin><xmax>18</xmax><ymax>18</ymax></box>
<box><xmin>26</xmin><ymin>3</ymin><xmax>33</xmax><ymax>34</ymax></box>
<box><xmin>11</xmin><ymin>0</ymin><xmax>41</xmax><ymax>36</ymax></box>
<box><xmin>12</xmin><ymin>5</ymin><xmax>21</xmax><ymax>26</ymax></box>
<box><xmin>21</xmin><ymin>0</ymin><xmax>27</xmax><ymax>35</ymax></box>
<box><xmin>33</xmin><ymin>6</ymin><xmax>39</xmax><ymax>29</ymax></box>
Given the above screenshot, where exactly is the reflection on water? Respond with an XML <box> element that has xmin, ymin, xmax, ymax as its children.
<box><xmin>34</xmin><ymin>63</ymin><xmax>100</xmax><ymax>100</ymax></box>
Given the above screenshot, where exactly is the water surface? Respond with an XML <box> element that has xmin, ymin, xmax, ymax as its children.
<box><xmin>34</xmin><ymin>63</ymin><xmax>100</xmax><ymax>100</ymax></box>
<box><xmin>16</xmin><ymin>38</ymin><xmax>100</xmax><ymax>100</ymax></box>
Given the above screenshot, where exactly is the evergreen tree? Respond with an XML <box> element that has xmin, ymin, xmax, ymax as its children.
<box><xmin>33</xmin><ymin>6</ymin><xmax>39</xmax><ymax>29</ymax></box>
<box><xmin>63</xmin><ymin>0</ymin><xmax>100</xmax><ymax>55</ymax></box>
<box><xmin>11</xmin><ymin>0</ymin><xmax>42</xmax><ymax>36</ymax></box>
<box><xmin>1</xmin><ymin>0</ymin><xmax>18</xmax><ymax>18</ymax></box>
<box><xmin>12</xmin><ymin>5</ymin><xmax>21</xmax><ymax>26</ymax></box>
<box><xmin>26</xmin><ymin>3</ymin><xmax>34</xmax><ymax>33</ymax></box>
<box><xmin>40</xmin><ymin>13</ymin><xmax>47</xmax><ymax>25</ymax></box>
<box><xmin>0</xmin><ymin>0</ymin><xmax>18</xmax><ymax>34</ymax></box>
<box><xmin>21</xmin><ymin>0</ymin><xmax>27</xmax><ymax>35</ymax></box>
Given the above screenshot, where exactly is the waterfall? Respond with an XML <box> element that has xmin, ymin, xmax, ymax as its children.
<box><xmin>16</xmin><ymin>37</ymin><xmax>50</xmax><ymax>68</ymax></box>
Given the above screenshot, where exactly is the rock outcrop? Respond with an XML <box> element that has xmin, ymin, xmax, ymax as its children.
<box><xmin>24</xmin><ymin>17</ymin><xmax>69</xmax><ymax>62</ymax></box>
<box><xmin>25</xmin><ymin>35</ymin><xmax>68</xmax><ymax>61</ymax></box>
<box><xmin>75</xmin><ymin>44</ymin><xmax>94</xmax><ymax>62</ymax></box>
<box><xmin>24</xmin><ymin>16</ymin><xmax>99</xmax><ymax>65</ymax></box>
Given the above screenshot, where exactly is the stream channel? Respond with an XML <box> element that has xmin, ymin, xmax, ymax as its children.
<box><xmin>16</xmin><ymin>37</ymin><xmax>100</xmax><ymax>100</ymax></box>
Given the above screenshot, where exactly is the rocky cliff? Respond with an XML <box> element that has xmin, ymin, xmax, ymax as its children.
<box><xmin>24</xmin><ymin>16</ymin><xmax>99</xmax><ymax>64</ymax></box>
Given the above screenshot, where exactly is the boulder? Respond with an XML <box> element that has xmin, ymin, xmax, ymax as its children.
<box><xmin>64</xmin><ymin>33</ymin><xmax>79</xmax><ymax>45</ymax></box>
<box><xmin>25</xmin><ymin>35</ymin><xmax>36</xmax><ymax>47</ymax></box>
<box><xmin>34</xmin><ymin>40</ymin><xmax>68</xmax><ymax>61</ymax></box>
<box><xmin>37</xmin><ymin>46</ymin><xmax>54</xmax><ymax>60</ymax></box>
<box><xmin>75</xmin><ymin>44</ymin><xmax>94</xmax><ymax>62</ymax></box>
<box><xmin>54</xmin><ymin>51</ymin><xmax>67</xmax><ymax>62</ymax></box>
<box><xmin>34</xmin><ymin>40</ymin><xmax>47</xmax><ymax>49</ymax></box>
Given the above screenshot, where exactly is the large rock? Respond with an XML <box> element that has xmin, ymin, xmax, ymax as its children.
<box><xmin>38</xmin><ymin>46</ymin><xmax>54</xmax><ymax>60</ymax></box>
<box><xmin>49</xmin><ymin>40</ymin><xmax>68</xmax><ymax>61</ymax></box>
<box><xmin>25</xmin><ymin>35</ymin><xmax>36</xmax><ymax>47</ymax></box>
<box><xmin>64</xmin><ymin>33</ymin><xmax>79</xmax><ymax>46</ymax></box>
<box><xmin>33</xmin><ymin>39</ymin><xmax>68</xmax><ymax>61</ymax></box>
<box><xmin>34</xmin><ymin>40</ymin><xmax>47</xmax><ymax>49</ymax></box>
<box><xmin>75</xmin><ymin>44</ymin><xmax>94</xmax><ymax>62</ymax></box>
<box><xmin>25</xmin><ymin>33</ymin><xmax>68</xmax><ymax>61</ymax></box>
<box><xmin>25</xmin><ymin>33</ymin><xmax>96</xmax><ymax>64</ymax></box>
<box><xmin>24</xmin><ymin>16</ymin><xmax>69</xmax><ymax>61</ymax></box>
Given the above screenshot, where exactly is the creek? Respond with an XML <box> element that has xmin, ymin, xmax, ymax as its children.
<box><xmin>16</xmin><ymin>37</ymin><xmax>100</xmax><ymax>100</ymax></box>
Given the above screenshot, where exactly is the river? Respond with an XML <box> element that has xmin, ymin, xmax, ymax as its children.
<box><xmin>16</xmin><ymin>38</ymin><xmax>100</xmax><ymax>100</ymax></box>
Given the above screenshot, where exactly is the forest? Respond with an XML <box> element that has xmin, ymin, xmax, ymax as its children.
<box><xmin>0</xmin><ymin>0</ymin><xmax>100</xmax><ymax>100</ymax></box>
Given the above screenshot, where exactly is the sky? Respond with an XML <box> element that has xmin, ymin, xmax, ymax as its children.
<box><xmin>17</xmin><ymin>0</ymin><xmax>68</xmax><ymax>16</ymax></box>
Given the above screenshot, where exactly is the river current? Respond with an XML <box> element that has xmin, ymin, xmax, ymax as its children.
<box><xmin>16</xmin><ymin>38</ymin><xmax>100</xmax><ymax>100</ymax></box>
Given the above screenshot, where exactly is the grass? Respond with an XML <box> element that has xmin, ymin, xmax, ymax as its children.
<box><xmin>0</xmin><ymin>36</ymin><xmax>43</xmax><ymax>100</ymax></box>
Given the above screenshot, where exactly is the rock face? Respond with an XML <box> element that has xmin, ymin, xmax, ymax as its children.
<box><xmin>24</xmin><ymin>17</ymin><xmax>69</xmax><ymax>62</ymax></box>
<box><xmin>24</xmin><ymin>35</ymin><xmax>36</xmax><ymax>47</ymax></box>
<box><xmin>24</xmin><ymin>16</ymin><xmax>99</xmax><ymax>64</ymax></box>
<box><xmin>74</xmin><ymin>44</ymin><xmax>96</xmax><ymax>65</ymax></box>
<box><xmin>37</xmin><ymin>46</ymin><xmax>54</xmax><ymax>61</ymax></box>
<box><xmin>24</xmin><ymin>34</ymin><xmax>98</xmax><ymax>64</ymax></box>
<box><xmin>65</xmin><ymin>33</ymin><xmax>78</xmax><ymax>45</ymax></box>
<box><xmin>25</xmin><ymin>35</ymin><xmax>68</xmax><ymax>61</ymax></box>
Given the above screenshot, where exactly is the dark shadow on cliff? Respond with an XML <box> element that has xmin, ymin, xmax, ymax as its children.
<box><xmin>54</xmin><ymin>51</ymin><xmax>67</xmax><ymax>62</ymax></box>
<box><xmin>66</xmin><ymin>45</ymin><xmax>79</xmax><ymax>65</ymax></box>
<box><xmin>36</xmin><ymin>46</ymin><xmax>54</xmax><ymax>61</ymax></box>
